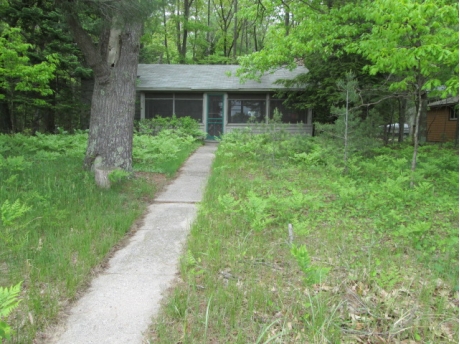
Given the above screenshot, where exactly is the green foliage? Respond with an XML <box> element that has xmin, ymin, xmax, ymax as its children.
<box><xmin>133</xmin><ymin>129</ymin><xmax>197</xmax><ymax>173</ymax></box>
<box><xmin>0</xmin><ymin>155</ymin><xmax>32</xmax><ymax>172</ymax></box>
<box><xmin>237</xmin><ymin>0</ymin><xmax>459</xmax><ymax>141</ymax></box>
<box><xmin>291</xmin><ymin>245</ymin><xmax>330</xmax><ymax>286</ymax></box>
<box><xmin>350</xmin><ymin>0</ymin><xmax>459</xmax><ymax>97</ymax></box>
<box><xmin>135</xmin><ymin>115</ymin><xmax>205</xmax><ymax>140</ymax></box>
<box><xmin>0</xmin><ymin>0</ymin><xmax>91</xmax><ymax>133</ymax></box>
<box><xmin>216</xmin><ymin>130</ymin><xmax>458</xmax><ymax>279</ymax></box>
<box><xmin>133</xmin><ymin>116</ymin><xmax>205</xmax><ymax>175</ymax></box>
<box><xmin>108</xmin><ymin>169</ymin><xmax>131</xmax><ymax>184</ymax></box>
<box><xmin>0</xmin><ymin>133</ymin><xmax>87</xmax><ymax>159</ymax></box>
<box><xmin>244</xmin><ymin>190</ymin><xmax>272</xmax><ymax>232</ymax></box>
<box><xmin>0</xmin><ymin>199</ymin><xmax>30</xmax><ymax>228</ymax></box>
<box><xmin>0</xmin><ymin>199</ymin><xmax>30</xmax><ymax>253</ymax></box>
<box><xmin>0</xmin><ymin>25</ymin><xmax>56</xmax><ymax>99</ymax></box>
<box><xmin>0</xmin><ymin>282</ymin><xmax>22</xmax><ymax>341</ymax></box>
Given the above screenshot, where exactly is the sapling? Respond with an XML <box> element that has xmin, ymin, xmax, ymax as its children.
<box><xmin>319</xmin><ymin>73</ymin><xmax>380</xmax><ymax>174</ymax></box>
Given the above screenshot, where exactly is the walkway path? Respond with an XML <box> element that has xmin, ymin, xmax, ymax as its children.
<box><xmin>49</xmin><ymin>143</ymin><xmax>218</xmax><ymax>344</ymax></box>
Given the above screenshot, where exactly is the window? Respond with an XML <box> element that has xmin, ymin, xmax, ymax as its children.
<box><xmin>145</xmin><ymin>99</ymin><xmax>173</xmax><ymax>118</ymax></box>
<box><xmin>449</xmin><ymin>107</ymin><xmax>458</xmax><ymax>121</ymax></box>
<box><xmin>228</xmin><ymin>94</ymin><xmax>266</xmax><ymax>123</ymax></box>
<box><xmin>145</xmin><ymin>93</ymin><xmax>203</xmax><ymax>122</ymax></box>
<box><xmin>175</xmin><ymin>94</ymin><xmax>203</xmax><ymax>122</ymax></box>
<box><xmin>270</xmin><ymin>99</ymin><xmax>307</xmax><ymax>124</ymax></box>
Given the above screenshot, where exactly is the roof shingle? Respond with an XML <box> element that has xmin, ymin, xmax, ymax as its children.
<box><xmin>428</xmin><ymin>96</ymin><xmax>459</xmax><ymax>107</ymax></box>
<box><xmin>136</xmin><ymin>64</ymin><xmax>308</xmax><ymax>92</ymax></box>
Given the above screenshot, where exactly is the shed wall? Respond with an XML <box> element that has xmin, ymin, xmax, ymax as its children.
<box><xmin>427</xmin><ymin>107</ymin><xmax>458</xmax><ymax>142</ymax></box>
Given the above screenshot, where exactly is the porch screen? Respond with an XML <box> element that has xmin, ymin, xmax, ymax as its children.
<box><xmin>145</xmin><ymin>93</ymin><xmax>203</xmax><ymax>123</ymax></box>
<box><xmin>228</xmin><ymin>94</ymin><xmax>266</xmax><ymax>123</ymax></box>
<box><xmin>270</xmin><ymin>99</ymin><xmax>307</xmax><ymax>124</ymax></box>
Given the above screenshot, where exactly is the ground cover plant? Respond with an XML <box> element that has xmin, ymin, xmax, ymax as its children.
<box><xmin>0</xmin><ymin>119</ymin><xmax>202</xmax><ymax>343</ymax></box>
<box><xmin>148</xmin><ymin>129</ymin><xmax>458</xmax><ymax>343</ymax></box>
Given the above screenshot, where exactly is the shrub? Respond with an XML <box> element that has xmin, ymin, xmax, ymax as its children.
<box><xmin>135</xmin><ymin>115</ymin><xmax>205</xmax><ymax>140</ymax></box>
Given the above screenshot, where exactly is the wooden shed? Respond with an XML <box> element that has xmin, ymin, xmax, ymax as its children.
<box><xmin>427</xmin><ymin>96</ymin><xmax>459</xmax><ymax>142</ymax></box>
<box><xmin>136</xmin><ymin>64</ymin><xmax>311</xmax><ymax>140</ymax></box>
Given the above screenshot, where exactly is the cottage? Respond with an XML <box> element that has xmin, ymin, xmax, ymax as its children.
<box><xmin>427</xmin><ymin>96</ymin><xmax>459</xmax><ymax>142</ymax></box>
<box><xmin>136</xmin><ymin>64</ymin><xmax>312</xmax><ymax>139</ymax></box>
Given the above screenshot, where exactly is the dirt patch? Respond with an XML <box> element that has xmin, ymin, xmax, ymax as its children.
<box><xmin>134</xmin><ymin>171</ymin><xmax>169</xmax><ymax>192</ymax></box>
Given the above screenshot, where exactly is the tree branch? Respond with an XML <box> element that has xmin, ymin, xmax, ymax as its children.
<box><xmin>64</xmin><ymin>12</ymin><xmax>111</xmax><ymax>83</ymax></box>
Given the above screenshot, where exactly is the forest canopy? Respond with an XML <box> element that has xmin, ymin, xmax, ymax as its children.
<box><xmin>0</xmin><ymin>0</ymin><xmax>458</xmax><ymax>136</ymax></box>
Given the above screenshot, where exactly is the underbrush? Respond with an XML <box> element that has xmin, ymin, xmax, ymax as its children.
<box><xmin>149</xmin><ymin>130</ymin><xmax>458</xmax><ymax>343</ymax></box>
<box><xmin>0</xmin><ymin>120</ymin><xmax>202</xmax><ymax>342</ymax></box>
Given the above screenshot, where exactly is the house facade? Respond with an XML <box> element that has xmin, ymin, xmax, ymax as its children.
<box><xmin>427</xmin><ymin>96</ymin><xmax>459</xmax><ymax>142</ymax></box>
<box><xmin>136</xmin><ymin>64</ymin><xmax>312</xmax><ymax>139</ymax></box>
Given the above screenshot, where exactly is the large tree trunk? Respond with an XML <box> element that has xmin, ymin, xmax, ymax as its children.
<box><xmin>84</xmin><ymin>22</ymin><xmax>141</xmax><ymax>171</ymax></box>
<box><xmin>63</xmin><ymin>9</ymin><xmax>142</xmax><ymax>173</ymax></box>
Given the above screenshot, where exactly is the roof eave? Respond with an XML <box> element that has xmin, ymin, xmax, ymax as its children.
<box><xmin>136</xmin><ymin>87</ymin><xmax>304</xmax><ymax>92</ymax></box>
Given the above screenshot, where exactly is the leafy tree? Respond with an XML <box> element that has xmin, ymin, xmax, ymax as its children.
<box><xmin>140</xmin><ymin>0</ymin><xmax>268</xmax><ymax>64</ymax></box>
<box><xmin>237</xmin><ymin>0</ymin><xmax>458</xmax><ymax>158</ymax></box>
<box><xmin>346</xmin><ymin>0</ymin><xmax>458</xmax><ymax>177</ymax></box>
<box><xmin>1</xmin><ymin>0</ymin><xmax>91</xmax><ymax>133</ymax></box>
<box><xmin>237</xmin><ymin>0</ymin><xmax>390</xmax><ymax>128</ymax></box>
<box><xmin>0</xmin><ymin>24</ymin><xmax>56</xmax><ymax>132</ymax></box>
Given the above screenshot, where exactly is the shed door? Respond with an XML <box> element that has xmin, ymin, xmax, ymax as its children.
<box><xmin>207</xmin><ymin>94</ymin><xmax>224</xmax><ymax>140</ymax></box>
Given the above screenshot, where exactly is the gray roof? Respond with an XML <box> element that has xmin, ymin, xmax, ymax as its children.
<box><xmin>428</xmin><ymin>96</ymin><xmax>459</xmax><ymax>107</ymax></box>
<box><xmin>136</xmin><ymin>64</ymin><xmax>308</xmax><ymax>92</ymax></box>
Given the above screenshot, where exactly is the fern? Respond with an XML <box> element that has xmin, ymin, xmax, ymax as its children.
<box><xmin>1</xmin><ymin>199</ymin><xmax>31</xmax><ymax>227</ymax></box>
<box><xmin>0</xmin><ymin>282</ymin><xmax>22</xmax><ymax>341</ymax></box>
<box><xmin>291</xmin><ymin>245</ymin><xmax>330</xmax><ymax>286</ymax></box>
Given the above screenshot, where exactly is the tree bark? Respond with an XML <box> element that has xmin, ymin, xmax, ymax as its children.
<box><xmin>419</xmin><ymin>91</ymin><xmax>428</xmax><ymax>143</ymax></box>
<box><xmin>0</xmin><ymin>100</ymin><xmax>12</xmax><ymax>133</ymax></box>
<box><xmin>163</xmin><ymin>5</ymin><xmax>171</xmax><ymax>64</ymax></box>
<box><xmin>284</xmin><ymin>4</ymin><xmax>290</xmax><ymax>36</ymax></box>
<box><xmin>179</xmin><ymin>0</ymin><xmax>193</xmax><ymax>63</ymax></box>
<box><xmin>64</xmin><ymin>11</ymin><xmax>142</xmax><ymax>172</ymax></box>
<box><xmin>232</xmin><ymin>0</ymin><xmax>238</xmax><ymax>61</ymax></box>
<box><xmin>411</xmin><ymin>74</ymin><xmax>424</xmax><ymax>187</ymax></box>
<box><xmin>84</xmin><ymin>22</ymin><xmax>141</xmax><ymax>170</ymax></box>
<box><xmin>398</xmin><ymin>97</ymin><xmax>406</xmax><ymax>142</ymax></box>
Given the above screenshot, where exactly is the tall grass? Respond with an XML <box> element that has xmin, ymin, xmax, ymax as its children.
<box><xmin>148</xmin><ymin>130</ymin><xmax>458</xmax><ymax>343</ymax></box>
<box><xmin>0</xmin><ymin>125</ymin><xmax>202</xmax><ymax>343</ymax></box>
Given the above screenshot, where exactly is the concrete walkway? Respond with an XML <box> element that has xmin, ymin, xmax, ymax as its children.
<box><xmin>50</xmin><ymin>143</ymin><xmax>217</xmax><ymax>344</ymax></box>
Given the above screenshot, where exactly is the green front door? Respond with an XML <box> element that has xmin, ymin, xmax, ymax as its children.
<box><xmin>207</xmin><ymin>94</ymin><xmax>224</xmax><ymax>140</ymax></box>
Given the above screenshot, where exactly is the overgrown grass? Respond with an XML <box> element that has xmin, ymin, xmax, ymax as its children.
<box><xmin>0</xmin><ymin>125</ymin><xmax>202</xmax><ymax>343</ymax></box>
<box><xmin>148</xmin><ymin>130</ymin><xmax>458</xmax><ymax>343</ymax></box>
